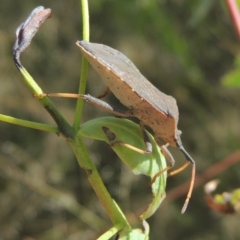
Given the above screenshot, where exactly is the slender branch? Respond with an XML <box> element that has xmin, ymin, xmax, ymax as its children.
<box><xmin>0</xmin><ymin>114</ymin><xmax>58</xmax><ymax>133</ymax></box>
<box><xmin>97</xmin><ymin>224</ymin><xmax>124</xmax><ymax>240</ymax></box>
<box><xmin>11</xmin><ymin>6</ymin><xmax>74</xmax><ymax>138</ymax></box>
<box><xmin>72</xmin><ymin>1</ymin><xmax>131</xmax><ymax>233</ymax></box>
<box><xmin>68</xmin><ymin>136</ymin><xmax>131</xmax><ymax>228</ymax></box>
<box><xmin>8</xmin><ymin>3</ymin><xmax>131</xmax><ymax>235</ymax></box>
<box><xmin>225</xmin><ymin>0</ymin><xmax>240</xmax><ymax>41</ymax></box>
<box><xmin>20</xmin><ymin>67</ymin><xmax>74</xmax><ymax>138</ymax></box>
<box><xmin>73</xmin><ymin>0</ymin><xmax>90</xmax><ymax>130</ymax></box>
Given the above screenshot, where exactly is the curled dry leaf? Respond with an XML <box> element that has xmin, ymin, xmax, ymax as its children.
<box><xmin>13</xmin><ymin>6</ymin><xmax>51</xmax><ymax>69</ymax></box>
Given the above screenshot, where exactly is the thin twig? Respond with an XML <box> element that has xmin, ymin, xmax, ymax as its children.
<box><xmin>225</xmin><ymin>0</ymin><xmax>240</xmax><ymax>41</ymax></box>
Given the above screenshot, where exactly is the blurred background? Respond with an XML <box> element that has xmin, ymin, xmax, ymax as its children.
<box><xmin>0</xmin><ymin>0</ymin><xmax>240</xmax><ymax>239</ymax></box>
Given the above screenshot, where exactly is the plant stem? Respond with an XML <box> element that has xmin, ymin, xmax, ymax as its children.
<box><xmin>225</xmin><ymin>0</ymin><xmax>240</xmax><ymax>41</ymax></box>
<box><xmin>97</xmin><ymin>223</ymin><xmax>125</xmax><ymax>240</ymax></box>
<box><xmin>68</xmin><ymin>135</ymin><xmax>131</xmax><ymax>229</ymax></box>
<box><xmin>0</xmin><ymin>114</ymin><xmax>58</xmax><ymax>133</ymax></box>
<box><xmin>70</xmin><ymin>0</ymin><xmax>131</xmax><ymax>233</ymax></box>
<box><xmin>73</xmin><ymin>0</ymin><xmax>90</xmax><ymax>130</ymax></box>
<box><xmin>20</xmin><ymin>67</ymin><xmax>74</xmax><ymax>138</ymax></box>
<box><xmin>10</xmin><ymin>1</ymin><xmax>131</xmax><ymax>235</ymax></box>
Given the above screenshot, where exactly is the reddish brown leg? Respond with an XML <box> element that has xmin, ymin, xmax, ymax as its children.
<box><xmin>105</xmin><ymin>123</ymin><xmax>152</xmax><ymax>154</ymax></box>
<box><xmin>35</xmin><ymin>93</ymin><xmax>131</xmax><ymax>117</ymax></box>
<box><xmin>152</xmin><ymin>140</ymin><xmax>195</xmax><ymax>214</ymax></box>
<box><xmin>97</xmin><ymin>87</ymin><xmax>110</xmax><ymax>99</ymax></box>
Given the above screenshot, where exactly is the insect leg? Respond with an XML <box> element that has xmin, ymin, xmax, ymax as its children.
<box><xmin>102</xmin><ymin>123</ymin><xmax>152</xmax><ymax>155</ymax></box>
<box><xmin>168</xmin><ymin>161</ymin><xmax>190</xmax><ymax>176</ymax></box>
<box><xmin>139</xmin><ymin>122</ymin><xmax>152</xmax><ymax>154</ymax></box>
<box><xmin>152</xmin><ymin>143</ymin><xmax>195</xmax><ymax>213</ymax></box>
<box><xmin>151</xmin><ymin>144</ymin><xmax>175</xmax><ymax>184</ymax></box>
<box><xmin>35</xmin><ymin>93</ymin><xmax>131</xmax><ymax>117</ymax></box>
<box><xmin>97</xmin><ymin>87</ymin><xmax>110</xmax><ymax>99</ymax></box>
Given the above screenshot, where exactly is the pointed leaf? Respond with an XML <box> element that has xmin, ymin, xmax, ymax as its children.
<box><xmin>78</xmin><ymin>116</ymin><xmax>167</xmax><ymax>219</ymax></box>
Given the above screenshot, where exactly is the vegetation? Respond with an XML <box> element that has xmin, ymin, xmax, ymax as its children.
<box><xmin>0</xmin><ymin>0</ymin><xmax>240</xmax><ymax>239</ymax></box>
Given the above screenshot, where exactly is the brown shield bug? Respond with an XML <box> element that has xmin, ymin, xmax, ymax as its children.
<box><xmin>40</xmin><ymin>41</ymin><xmax>196</xmax><ymax>213</ymax></box>
<box><xmin>76</xmin><ymin>41</ymin><xmax>195</xmax><ymax>212</ymax></box>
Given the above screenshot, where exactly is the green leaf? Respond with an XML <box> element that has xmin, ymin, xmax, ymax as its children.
<box><xmin>78</xmin><ymin>116</ymin><xmax>167</xmax><ymax>219</ymax></box>
<box><xmin>221</xmin><ymin>69</ymin><xmax>240</xmax><ymax>87</ymax></box>
<box><xmin>222</xmin><ymin>55</ymin><xmax>240</xmax><ymax>87</ymax></box>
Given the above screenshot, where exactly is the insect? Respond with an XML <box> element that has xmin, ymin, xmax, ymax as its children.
<box><xmin>41</xmin><ymin>41</ymin><xmax>195</xmax><ymax>213</ymax></box>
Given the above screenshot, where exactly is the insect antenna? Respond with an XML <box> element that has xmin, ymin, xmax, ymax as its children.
<box><xmin>178</xmin><ymin>146</ymin><xmax>195</xmax><ymax>214</ymax></box>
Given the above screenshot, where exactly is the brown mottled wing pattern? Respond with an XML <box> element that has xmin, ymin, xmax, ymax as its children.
<box><xmin>77</xmin><ymin>41</ymin><xmax>179</xmax><ymax>121</ymax></box>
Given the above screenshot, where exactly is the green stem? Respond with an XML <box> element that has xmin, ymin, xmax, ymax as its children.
<box><xmin>9</xmin><ymin>1</ymin><xmax>131</xmax><ymax>235</ymax></box>
<box><xmin>20</xmin><ymin>67</ymin><xmax>74</xmax><ymax>138</ymax></box>
<box><xmin>73</xmin><ymin>0</ymin><xmax>90</xmax><ymax>130</ymax></box>
<box><xmin>97</xmin><ymin>223</ymin><xmax>125</xmax><ymax>240</ymax></box>
<box><xmin>72</xmin><ymin>0</ymin><xmax>131</xmax><ymax>232</ymax></box>
<box><xmin>68</xmin><ymin>135</ymin><xmax>131</xmax><ymax>229</ymax></box>
<box><xmin>81</xmin><ymin>0</ymin><xmax>90</xmax><ymax>41</ymax></box>
<box><xmin>0</xmin><ymin>114</ymin><xmax>58</xmax><ymax>133</ymax></box>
